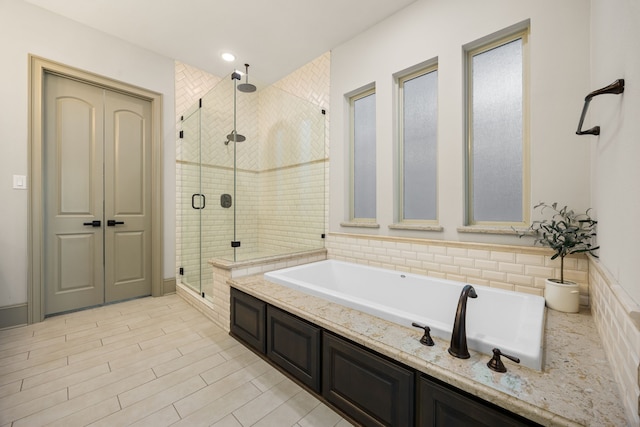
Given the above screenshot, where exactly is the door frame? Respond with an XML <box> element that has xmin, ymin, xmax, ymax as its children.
<box><xmin>28</xmin><ymin>55</ymin><xmax>164</xmax><ymax>323</ymax></box>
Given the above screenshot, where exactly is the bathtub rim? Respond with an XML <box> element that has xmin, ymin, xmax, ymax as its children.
<box><xmin>264</xmin><ymin>259</ymin><xmax>546</xmax><ymax>370</ymax></box>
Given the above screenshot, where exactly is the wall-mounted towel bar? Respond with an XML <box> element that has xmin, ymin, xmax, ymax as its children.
<box><xmin>576</xmin><ymin>79</ymin><xmax>625</xmax><ymax>136</ymax></box>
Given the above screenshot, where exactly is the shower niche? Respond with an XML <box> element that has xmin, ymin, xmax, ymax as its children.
<box><xmin>177</xmin><ymin>71</ymin><xmax>326</xmax><ymax>299</ymax></box>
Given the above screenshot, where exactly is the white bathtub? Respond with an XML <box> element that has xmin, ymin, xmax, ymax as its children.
<box><xmin>264</xmin><ymin>259</ymin><xmax>546</xmax><ymax>370</ymax></box>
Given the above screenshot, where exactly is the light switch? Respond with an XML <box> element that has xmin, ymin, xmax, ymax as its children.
<box><xmin>13</xmin><ymin>175</ymin><xmax>27</xmax><ymax>190</ymax></box>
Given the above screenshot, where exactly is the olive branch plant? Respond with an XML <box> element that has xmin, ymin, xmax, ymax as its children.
<box><xmin>520</xmin><ymin>202</ymin><xmax>599</xmax><ymax>284</ymax></box>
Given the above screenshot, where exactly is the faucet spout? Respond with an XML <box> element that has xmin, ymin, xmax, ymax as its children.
<box><xmin>448</xmin><ymin>285</ymin><xmax>477</xmax><ymax>359</ymax></box>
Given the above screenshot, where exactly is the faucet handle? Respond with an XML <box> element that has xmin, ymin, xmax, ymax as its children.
<box><xmin>487</xmin><ymin>348</ymin><xmax>520</xmax><ymax>373</ymax></box>
<box><xmin>411</xmin><ymin>322</ymin><xmax>435</xmax><ymax>346</ymax></box>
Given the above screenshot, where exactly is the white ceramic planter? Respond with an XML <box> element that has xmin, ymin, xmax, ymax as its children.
<box><xmin>544</xmin><ymin>278</ymin><xmax>580</xmax><ymax>313</ymax></box>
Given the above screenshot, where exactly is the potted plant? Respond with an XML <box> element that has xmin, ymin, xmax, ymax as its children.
<box><xmin>520</xmin><ymin>202</ymin><xmax>599</xmax><ymax>313</ymax></box>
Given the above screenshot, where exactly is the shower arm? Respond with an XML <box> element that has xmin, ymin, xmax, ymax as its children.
<box><xmin>576</xmin><ymin>79</ymin><xmax>625</xmax><ymax>136</ymax></box>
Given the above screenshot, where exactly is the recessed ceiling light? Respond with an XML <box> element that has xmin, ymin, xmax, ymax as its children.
<box><xmin>221</xmin><ymin>52</ymin><xmax>235</xmax><ymax>62</ymax></box>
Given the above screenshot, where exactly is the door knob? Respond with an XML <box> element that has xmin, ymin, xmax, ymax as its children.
<box><xmin>107</xmin><ymin>220</ymin><xmax>125</xmax><ymax>226</ymax></box>
<box><xmin>83</xmin><ymin>220</ymin><xmax>101</xmax><ymax>227</ymax></box>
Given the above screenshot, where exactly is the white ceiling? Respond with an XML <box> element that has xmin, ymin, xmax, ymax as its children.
<box><xmin>23</xmin><ymin>0</ymin><xmax>418</xmax><ymax>84</ymax></box>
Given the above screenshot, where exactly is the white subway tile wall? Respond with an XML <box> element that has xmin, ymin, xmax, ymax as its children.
<box><xmin>325</xmin><ymin>233</ymin><xmax>594</xmax><ymax>299</ymax></box>
<box><xmin>589</xmin><ymin>259</ymin><xmax>640</xmax><ymax>425</ymax></box>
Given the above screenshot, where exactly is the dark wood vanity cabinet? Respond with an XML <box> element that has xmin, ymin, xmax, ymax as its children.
<box><xmin>266</xmin><ymin>305</ymin><xmax>321</xmax><ymax>392</ymax></box>
<box><xmin>323</xmin><ymin>332</ymin><xmax>415</xmax><ymax>427</ymax></box>
<box><xmin>230</xmin><ymin>288</ymin><xmax>266</xmax><ymax>353</ymax></box>
<box><xmin>417</xmin><ymin>375</ymin><xmax>538</xmax><ymax>427</ymax></box>
<box><xmin>229</xmin><ymin>287</ymin><xmax>539</xmax><ymax>427</ymax></box>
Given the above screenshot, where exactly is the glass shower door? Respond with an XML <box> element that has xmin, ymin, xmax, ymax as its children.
<box><xmin>178</xmin><ymin>107</ymin><xmax>203</xmax><ymax>294</ymax></box>
<box><xmin>177</xmin><ymin>76</ymin><xmax>236</xmax><ymax>301</ymax></box>
<box><xmin>199</xmin><ymin>78</ymin><xmax>235</xmax><ymax>271</ymax></box>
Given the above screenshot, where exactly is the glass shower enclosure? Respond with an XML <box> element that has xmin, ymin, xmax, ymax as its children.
<box><xmin>177</xmin><ymin>73</ymin><xmax>326</xmax><ymax>300</ymax></box>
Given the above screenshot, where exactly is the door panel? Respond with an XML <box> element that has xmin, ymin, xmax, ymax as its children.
<box><xmin>57</xmin><ymin>234</ymin><xmax>95</xmax><ymax>291</ymax></box>
<box><xmin>44</xmin><ymin>73</ymin><xmax>104</xmax><ymax>315</ymax></box>
<box><xmin>104</xmin><ymin>90</ymin><xmax>152</xmax><ymax>303</ymax></box>
<box><xmin>113</xmin><ymin>110</ymin><xmax>145</xmax><ymax>214</ymax></box>
<box><xmin>113</xmin><ymin>232</ymin><xmax>145</xmax><ymax>282</ymax></box>
<box><xmin>58</xmin><ymin>98</ymin><xmax>94</xmax><ymax>214</ymax></box>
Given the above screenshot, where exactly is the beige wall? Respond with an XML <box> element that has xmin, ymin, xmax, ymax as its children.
<box><xmin>590</xmin><ymin>0</ymin><xmax>640</xmax><ymax>305</ymax></box>
<box><xmin>589</xmin><ymin>0</ymin><xmax>640</xmax><ymax>423</ymax></box>
<box><xmin>329</xmin><ymin>0</ymin><xmax>591</xmax><ymax>245</ymax></box>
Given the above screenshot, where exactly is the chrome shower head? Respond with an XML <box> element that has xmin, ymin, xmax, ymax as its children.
<box><xmin>237</xmin><ymin>64</ymin><xmax>256</xmax><ymax>93</ymax></box>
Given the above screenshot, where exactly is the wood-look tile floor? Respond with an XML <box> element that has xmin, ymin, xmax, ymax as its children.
<box><xmin>0</xmin><ymin>294</ymin><xmax>352</xmax><ymax>427</ymax></box>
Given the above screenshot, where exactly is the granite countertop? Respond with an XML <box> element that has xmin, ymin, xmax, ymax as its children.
<box><xmin>230</xmin><ymin>275</ymin><xmax>626</xmax><ymax>427</ymax></box>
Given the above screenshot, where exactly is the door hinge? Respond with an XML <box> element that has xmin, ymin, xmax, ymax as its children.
<box><xmin>179</xmin><ymin>130</ymin><xmax>184</xmax><ymax>139</ymax></box>
<box><xmin>231</xmin><ymin>241</ymin><xmax>241</xmax><ymax>248</ymax></box>
<box><xmin>179</xmin><ymin>267</ymin><xmax>184</xmax><ymax>275</ymax></box>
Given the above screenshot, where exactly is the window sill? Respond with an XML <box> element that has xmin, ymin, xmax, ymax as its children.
<box><xmin>389</xmin><ymin>223</ymin><xmax>443</xmax><ymax>232</ymax></box>
<box><xmin>457</xmin><ymin>226</ymin><xmax>531</xmax><ymax>235</ymax></box>
<box><xmin>340</xmin><ymin>222</ymin><xmax>380</xmax><ymax>229</ymax></box>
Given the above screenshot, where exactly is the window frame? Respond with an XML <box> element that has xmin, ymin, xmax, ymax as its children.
<box><xmin>465</xmin><ymin>29</ymin><xmax>530</xmax><ymax>227</ymax></box>
<box><xmin>349</xmin><ymin>87</ymin><xmax>377</xmax><ymax>223</ymax></box>
<box><xmin>397</xmin><ymin>65</ymin><xmax>439</xmax><ymax>225</ymax></box>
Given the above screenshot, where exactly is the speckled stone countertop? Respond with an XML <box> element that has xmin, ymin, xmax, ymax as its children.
<box><xmin>230</xmin><ymin>275</ymin><xmax>626</xmax><ymax>427</ymax></box>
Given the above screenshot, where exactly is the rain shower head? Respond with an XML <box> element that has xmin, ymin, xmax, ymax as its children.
<box><xmin>224</xmin><ymin>131</ymin><xmax>246</xmax><ymax>145</ymax></box>
<box><xmin>238</xmin><ymin>83</ymin><xmax>256</xmax><ymax>93</ymax></box>
<box><xmin>237</xmin><ymin>64</ymin><xmax>256</xmax><ymax>93</ymax></box>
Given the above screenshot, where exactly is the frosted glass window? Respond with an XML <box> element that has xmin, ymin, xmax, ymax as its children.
<box><xmin>352</xmin><ymin>91</ymin><xmax>376</xmax><ymax>220</ymax></box>
<box><xmin>401</xmin><ymin>69</ymin><xmax>438</xmax><ymax>221</ymax></box>
<box><xmin>469</xmin><ymin>38</ymin><xmax>524</xmax><ymax>223</ymax></box>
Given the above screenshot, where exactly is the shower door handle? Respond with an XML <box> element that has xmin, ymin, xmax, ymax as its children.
<box><xmin>191</xmin><ymin>193</ymin><xmax>205</xmax><ymax>210</ymax></box>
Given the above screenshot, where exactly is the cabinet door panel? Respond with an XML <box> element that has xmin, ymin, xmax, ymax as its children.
<box><xmin>230</xmin><ymin>288</ymin><xmax>266</xmax><ymax>353</ymax></box>
<box><xmin>418</xmin><ymin>375</ymin><xmax>537</xmax><ymax>427</ymax></box>
<box><xmin>323</xmin><ymin>332</ymin><xmax>414</xmax><ymax>427</ymax></box>
<box><xmin>267</xmin><ymin>305</ymin><xmax>321</xmax><ymax>392</ymax></box>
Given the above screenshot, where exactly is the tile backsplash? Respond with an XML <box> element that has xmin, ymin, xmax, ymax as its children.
<box><xmin>326</xmin><ymin>232</ymin><xmax>588</xmax><ymax>298</ymax></box>
<box><xmin>589</xmin><ymin>258</ymin><xmax>640</xmax><ymax>425</ymax></box>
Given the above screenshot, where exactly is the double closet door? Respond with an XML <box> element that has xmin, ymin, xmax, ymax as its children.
<box><xmin>44</xmin><ymin>73</ymin><xmax>152</xmax><ymax>315</ymax></box>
